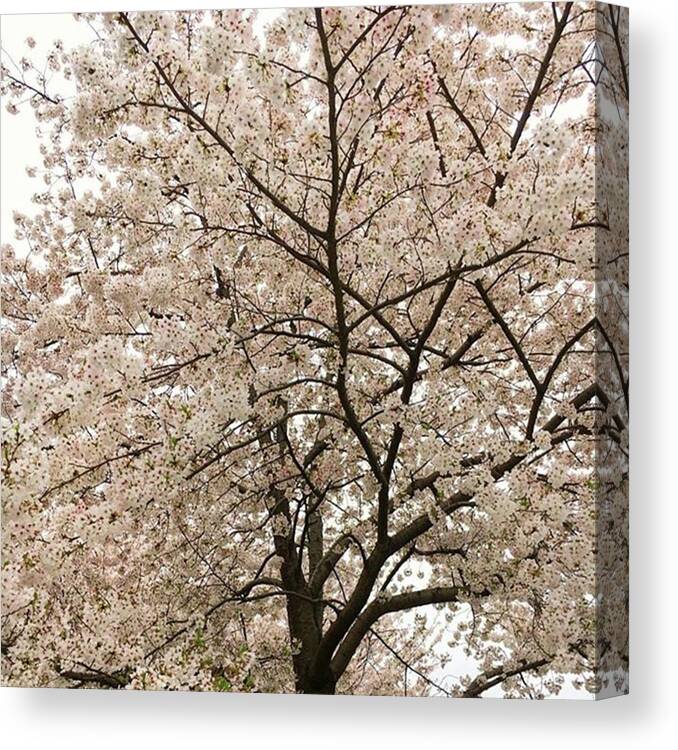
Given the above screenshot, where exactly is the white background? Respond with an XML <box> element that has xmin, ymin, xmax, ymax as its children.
<box><xmin>1</xmin><ymin>0</ymin><xmax>676</xmax><ymax>747</ymax></box>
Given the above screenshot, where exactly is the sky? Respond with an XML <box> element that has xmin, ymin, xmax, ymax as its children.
<box><xmin>1</xmin><ymin>14</ymin><xmax>95</xmax><ymax>248</ymax></box>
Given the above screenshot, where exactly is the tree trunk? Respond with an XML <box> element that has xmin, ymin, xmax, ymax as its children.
<box><xmin>299</xmin><ymin>663</ymin><xmax>336</xmax><ymax>695</ymax></box>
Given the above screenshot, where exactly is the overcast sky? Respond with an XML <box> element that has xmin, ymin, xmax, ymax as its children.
<box><xmin>1</xmin><ymin>14</ymin><xmax>94</xmax><ymax>249</ymax></box>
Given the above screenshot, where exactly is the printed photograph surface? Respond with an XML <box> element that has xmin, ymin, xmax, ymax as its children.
<box><xmin>1</xmin><ymin>3</ymin><xmax>628</xmax><ymax>698</ymax></box>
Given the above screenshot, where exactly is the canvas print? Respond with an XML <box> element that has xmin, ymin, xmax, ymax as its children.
<box><xmin>0</xmin><ymin>3</ymin><xmax>628</xmax><ymax>699</ymax></box>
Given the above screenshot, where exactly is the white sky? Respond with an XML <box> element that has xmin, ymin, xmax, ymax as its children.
<box><xmin>1</xmin><ymin>13</ymin><xmax>94</xmax><ymax>247</ymax></box>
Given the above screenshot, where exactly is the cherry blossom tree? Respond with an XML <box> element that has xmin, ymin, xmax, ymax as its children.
<box><xmin>1</xmin><ymin>3</ymin><xmax>628</xmax><ymax>698</ymax></box>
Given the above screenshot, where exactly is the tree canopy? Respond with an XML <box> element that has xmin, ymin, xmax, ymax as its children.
<box><xmin>1</xmin><ymin>3</ymin><xmax>628</xmax><ymax>697</ymax></box>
